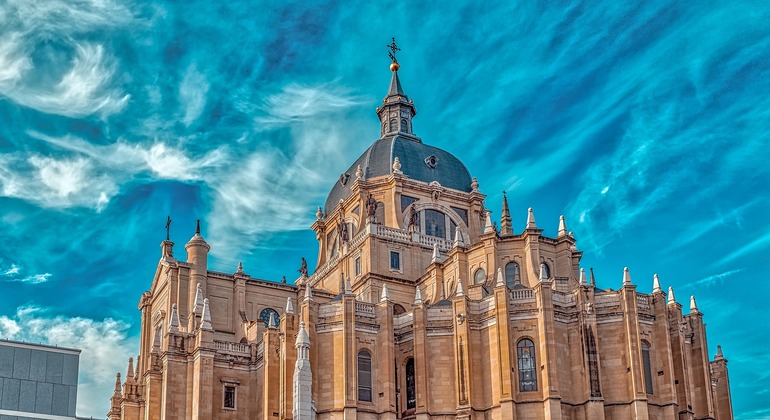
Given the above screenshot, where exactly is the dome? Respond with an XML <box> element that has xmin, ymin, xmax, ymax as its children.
<box><xmin>324</xmin><ymin>135</ymin><xmax>473</xmax><ymax>213</ymax></box>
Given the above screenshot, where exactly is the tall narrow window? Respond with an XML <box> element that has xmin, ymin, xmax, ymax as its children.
<box><xmin>406</xmin><ymin>358</ymin><xmax>416</xmax><ymax>409</ymax></box>
<box><xmin>355</xmin><ymin>257</ymin><xmax>361</xmax><ymax>277</ymax></box>
<box><xmin>474</xmin><ymin>268</ymin><xmax>486</xmax><ymax>285</ymax></box>
<box><xmin>586</xmin><ymin>327</ymin><xmax>601</xmax><ymax>397</ymax></box>
<box><xmin>358</xmin><ymin>350</ymin><xmax>372</xmax><ymax>402</ymax></box>
<box><xmin>642</xmin><ymin>341</ymin><xmax>654</xmax><ymax>394</ymax></box>
<box><xmin>517</xmin><ymin>339</ymin><xmax>537</xmax><ymax>392</ymax></box>
<box><xmin>390</xmin><ymin>251</ymin><xmax>400</xmax><ymax>271</ymax></box>
<box><xmin>223</xmin><ymin>385</ymin><xmax>236</xmax><ymax>409</ymax></box>
<box><xmin>424</xmin><ymin>209</ymin><xmax>446</xmax><ymax>238</ymax></box>
<box><xmin>505</xmin><ymin>262</ymin><xmax>521</xmax><ymax>288</ymax></box>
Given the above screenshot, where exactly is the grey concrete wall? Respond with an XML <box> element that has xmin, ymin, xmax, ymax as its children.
<box><xmin>0</xmin><ymin>343</ymin><xmax>79</xmax><ymax>418</ymax></box>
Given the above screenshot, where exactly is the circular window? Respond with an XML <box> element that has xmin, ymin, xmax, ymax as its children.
<box><xmin>424</xmin><ymin>155</ymin><xmax>438</xmax><ymax>169</ymax></box>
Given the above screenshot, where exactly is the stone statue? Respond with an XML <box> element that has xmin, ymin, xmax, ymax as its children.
<box><xmin>281</xmin><ymin>276</ymin><xmax>287</xmax><ymax>284</ymax></box>
<box><xmin>366</xmin><ymin>193</ymin><xmax>377</xmax><ymax>224</ymax></box>
<box><xmin>298</xmin><ymin>258</ymin><xmax>308</xmax><ymax>277</ymax></box>
<box><xmin>337</xmin><ymin>213</ymin><xmax>348</xmax><ymax>242</ymax></box>
<box><xmin>407</xmin><ymin>207</ymin><xmax>418</xmax><ymax>232</ymax></box>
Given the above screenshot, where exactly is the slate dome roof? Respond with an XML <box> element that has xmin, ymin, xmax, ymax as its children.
<box><xmin>324</xmin><ymin>135</ymin><xmax>473</xmax><ymax>214</ymax></box>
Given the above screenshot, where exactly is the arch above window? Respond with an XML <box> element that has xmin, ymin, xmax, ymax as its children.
<box><xmin>358</xmin><ymin>350</ymin><xmax>373</xmax><ymax>402</ymax></box>
<box><xmin>517</xmin><ymin>338</ymin><xmax>537</xmax><ymax>392</ymax></box>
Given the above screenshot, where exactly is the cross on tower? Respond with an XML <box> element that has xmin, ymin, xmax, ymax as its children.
<box><xmin>387</xmin><ymin>37</ymin><xmax>401</xmax><ymax>63</ymax></box>
<box><xmin>165</xmin><ymin>216</ymin><xmax>171</xmax><ymax>241</ymax></box>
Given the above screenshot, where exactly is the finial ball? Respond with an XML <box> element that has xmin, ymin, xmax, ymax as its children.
<box><xmin>390</xmin><ymin>62</ymin><xmax>400</xmax><ymax>72</ymax></box>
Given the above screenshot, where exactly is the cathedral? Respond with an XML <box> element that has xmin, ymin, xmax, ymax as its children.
<box><xmin>107</xmin><ymin>51</ymin><xmax>733</xmax><ymax>420</ymax></box>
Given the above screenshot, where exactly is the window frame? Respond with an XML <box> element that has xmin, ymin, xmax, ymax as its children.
<box><xmin>357</xmin><ymin>350</ymin><xmax>373</xmax><ymax>402</ymax></box>
<box><xmin>505</xmin><ymin>262</ymin><xmax>521</xmax><ymax>288</ymax></box>
<box><xmin>389</xmin><ymin>251</ymin><xmax>401</xmax><ymax>272</ymax></box>
<box><xmin>517</xmin><ymin>338</ymin><xmax>538</xmax><ymax>392</ymax></box>
<box><xmin>223</xmin><ymin>384</ymin><xmax>237</xmax><ymax>410</ymax></box>
<box><xmin>642</xmin><ymin>340</ymin><xmax>654</xmax><ymax>394</ymax></box>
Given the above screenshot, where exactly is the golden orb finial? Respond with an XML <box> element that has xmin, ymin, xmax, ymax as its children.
<box><xmin>390</xmin><ymin>61</ymin><xmax>400</xmax><ymax>72</ymax></box>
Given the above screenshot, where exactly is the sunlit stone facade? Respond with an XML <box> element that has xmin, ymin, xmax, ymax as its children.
<box><xmin>107</xmin><ymin>62</ymin><xmax>733</xmax><ymax>420</ymax></box>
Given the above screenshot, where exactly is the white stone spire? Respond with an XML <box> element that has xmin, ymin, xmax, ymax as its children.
<box><xmin>201</xmin><ymin>298</ymin><xmax>213</xmax><ymax>331</ymax></box>
<box><xmin>380</xmin><ymin>283</ymin><xmax>390</xmax><ymax>302</ymax></box>
<box><xmin>579</xmin><ymin>268</ymin><xmax>587</xmax><ymax>286</ymax></box>
<box><xmin>652</xmin><ymin>274</ymin><xmax>662</xmax><ymax>293</ymax></box>
<box><xmin>496</xmin><ymin>267</ymin><xmax>505</xmax><ymax>287</ymax></box>
<box><xmin>345</xmin><ymin>276</ymin><xmax>352</xmax><ymax>295</ymax></box>
<box><xmin>304</xmin><ymin>283</ymin><xmax>313</xmax><ymax>302</ymax></box>
<box><xmin>622</xmin><ymin>267</ymin><xmax>632</xmax><ymax>286</ymax></box>
<box><xmin>558</xmin><ymin>215</ymin><xmax>567</xmax><ymax>237</ymax></box>
<box><xmin>286</xmin><ymin>297</ymin><xmax>295</xmax><ymax>314</ymax></box>
<box><xmin>236</xmin><ymin>262</ymin><xmax>244</xmax><ymax>274</ymax></box>
<box><xmin>667</xmin><ymin>286</ymin><xmax>676</xmax><ymax>305</ymax></box>
<box><xmin>539</xmin><ymin>264</ymin><xmax>548</xmax><ymax>281</ymax></box>
<box><xmin>483</xmin><ymin>210</ymin><xmax>495</xmax><ymax>234</ymax></box>
<box><xmin>431</xmin><ymin>243</ymin><xmax>441</xmax><ymax>264</ymax></box>
<box><xmin>414</xmin><ymin>287</ymin><xmax>423</xmax><ymax>305</ymax></box>
<box><xmin>268</xmin><ymin>311</ymin><xmax>279</xmax><ymax>329</ymax></box>
<box><xmin>193</xmin><ymin>283</ymin><xmax>204</xmax><ymax>316</ymax></box>
<box><xmin>715</xmin><ymin>344</ymin><xmax>724</xmax><ymax>360</ymax></box>
<box><xmin>293</xmin><ymin>321</ymin><xmax>312</xmax><ymax>420</ymax></box>
<box><xmin>456</xmin><ymin>279</ymin><xmax>464</xmax><ymax>297</ymax></box>
<box><xmin>126</xmin><ymin>357</ymin><xmax>134</xmax><ymax>381</ymax></box>
<box><xmin>453</xmin><ymin>229</ymin><xmax>463</xmax><ymax>248</ymax></box>
<box><xmin>690</xmin><ymin>295</ymin><xmax>699</xmax><ymax>313</ymax></box>
<box><xmin>169</xmin><ymin>303</ymin><xmax>180</xmax><ymax>332</ymax></box>
<box><xmin>526</xmin><ymin>208</ymin><xmax>537</xmax><ymax>230</ymax></box>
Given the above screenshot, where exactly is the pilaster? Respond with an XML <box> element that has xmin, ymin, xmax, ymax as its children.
<box><xmin>533</xmin><ymin>279</ymin><xmax>562</xmax><ymax>420</ymax></box>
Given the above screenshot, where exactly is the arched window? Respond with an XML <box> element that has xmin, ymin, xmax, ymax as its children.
<box><xmin>642</xmin><ymin>341</ymin><xmax>653</xmax><ymax>394</ymax></box>
<box><xmin>259</xmin><ymin>308</ymin><xmax>279</xmax><ymax>327</ymax></box>
<box><xmin>517</xmin><ymin>338</ymin><xmax>537</xmax><ymax>392</ymax></box>
<box><xmin>401</xmin><ymin>118</ymin><xmax>408</xmax><ymax>132</ymax></box>
<box><xmin>474</xmin><ymin>268</ymin><xmax>486</xmax><ymax>285</ymax></box>
<box><xmin>424</xmin><ymin>209</ymin><xmax>446</xmax><ymax>238</ymax></box>
<box><xmin>389</xmin><ymin>119</ymin><xmax>397</xmax><ymax>132</ymax></box>
<box><xmin>505</xmin><ymin>262</ymin><xmax>521</xmax><ymax>288</ymax></box>
<box><xmin>358</xmin><ymin>350</ymin><xmax>372</xmax><ymax>402</ymax></box>
<box><xmin>405</xmin><ymin>358</ymin><xmax>416</xmax><ymax>409</ymax></box>
<box><xmin>540</xmin><ymin>263</ymin><xmax>551</xmax><ymax>279</ymax></box>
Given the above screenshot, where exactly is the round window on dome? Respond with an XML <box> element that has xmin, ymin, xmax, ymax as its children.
<box><xmin>424</xmin><ymin>155</ymin><xmax>438</xmax><ymax>169</ymax></box>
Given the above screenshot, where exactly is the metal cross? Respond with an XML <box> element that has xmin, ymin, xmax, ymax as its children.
<box><xmin>387</xmin><ymin>37</ymin><xmax>401</xmax><ymax>63</ymax></box>
<box><xmin>165</xmin><ymin>216</ymin><xmax>171</xmax><ymax>240</ymax></box>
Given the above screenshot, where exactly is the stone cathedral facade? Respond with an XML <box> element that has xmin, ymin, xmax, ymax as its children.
<box><xmin>107</xmin><ymin>59</ymin><xmax>733</xmax><ymax>420</ymax></box>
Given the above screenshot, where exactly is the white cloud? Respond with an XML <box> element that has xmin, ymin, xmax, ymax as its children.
<box><xmin>179</xmin><ymin>64</ymin><xmax>209</xmax><ymax>126</ymax></box>
<box><xmin>254</xmin><ymin>83</ymin><xmax>366</xmax><ymax>128</ymax></box>
<box><xmin>2</xmin><ymin>264</ymin><xmax>52</xmax><ymax>284</ymax></box>
<box><xmin>3</xmin><ymin>264</ymin><xmax>20</xmax><ymax>275</ymax></box>
<box><xmin>0</xmin><ymin>305</ymin><xmax>136</xmax><ymax>418</ymax></box>
<box><xmin>691</xmin><ymin>268</ymin><xmax>744</xmax><ymax>288</ymax></box>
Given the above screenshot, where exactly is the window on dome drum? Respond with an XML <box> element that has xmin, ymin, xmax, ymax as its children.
<box><xmin>406</xmin><ymin>358</ymin><xmax>416</xmax><ymax>409</ymax></box>
<box><xmin>451</xmin><ymin>206</ymin><xmax>469</xmax><ymax>225</ymax></box>
<box><xmin>517</xmin><ymin>339</ymin><xmax>537</xmax><ymax>392</ymax></box>
<box><xmin>505</xmin><ymin>262</ymin><xmax>521</xmax><ymax>288</ymax></box>
<box><xmin>355</xmin><ymin>257</ymin><xmax>361</xmax><ymax>277</ymax></box>
<box><xmin>223</xmin><ymin>385</ymin><xmax>236</xmax><ymax>409</ymax></box>
<box><xmin>358</xmin><ymin>350</ymin><xmax>373</xmax><ymax>402</ymax></box>
<box><xmin>474</xmin><ymin>268</ymin><xmax>486</xmax><ymax>285</ymax></box>
<box><xmin>401</xmin><ymin>118</ymin><xmax>408</xmax><ymax>132</ymax></box>
<box><xmin>259</xmin><ymin>308</ymin><xmax>279</xmax><ymax>327</ymax></box>
<box><xmin>390</xmin><ymin>251</ymin><xmax>400</xmax><ymax>271</ymax></box>
<box><xmin>401</xmin><ymin>195</ymin><xmax>418</xmax><ymax>212</ymax></box>
<box><xmin>424</xmin><ymin>209</ymin><xmax>446</xmax><ymax>238</ymax></box>
<box><xmin>389</xmin><ymin>119</ymin><xmax>397</xmax><ymax>132</ymax></box>
<box><xmin>540</xmin><ymin>263</ymin><xmax>551</xmax><ymax>279</ymax></box>
<box><xmin>642</xmin><ymin>341</ymin><xmax>654</xmax><ymax>394</ymax></box>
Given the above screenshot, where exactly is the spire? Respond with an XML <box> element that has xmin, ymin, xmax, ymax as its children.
<box><xmin>526</xmin><ymin>207</ymin><xmax>537</xmax><ymax>230</ymax></box>
<box><xmin>376</xmin><ymin>38</ymin><xmax>417</xmax><ymax>138</ymax></box>
<box><xmin>195</xmin><ymin>219</ymin><xmax>200</xmax><ymax>235</ymax></box>
<box><xmin>622</xmin><ymin>267</ymin><xmax>632</xmax><ymax>286</ymax></box>
<box><xmin>169</xmin><ymin>303</ymin><xmax>180</xmax><ymax>332</ymax></box>
<box><xmin>715</xmin><ymin>344</ymin><xmax>724</xmax><ymax>360</ymax></box>
<box><xmin>483</xmin><ymin>210</ymin><xmax>495</xmax><ymax>235</ymax></box>
<box><xmin>579</xmin><ymin>268</ymin><xmax>587</xmax><ymax>286</ymax></box>
<box><xmin>431</xmin><ymin>243</ymin><xmax>441</xmax><ymax>264</ymax></box>
<box><xmin>500</xmin><ymin>192</ymin><xmax>513</xmax><ymax>236</ymax></box>
<box><xmin>414</xmin><ymin>287</ymin><xmax>423</xmax><ymax>305</ymax></box>
<box><xmin>201</xmin><ymin>298</ymin><xmax>213</xmax><ymax>330</ymax></box>
<box><xmin>652</xmin><ymin>274</ymin><xmax>662</xmax><ymax>293</ymax></box>
<box><xmin>236</xmin><ymin>262</ymin><xmax>244</xmax><ymax>274</ymax></box>
<box><xmin>304</xmin><ymin>283</ymin><xmax>313</xmax><ymax>302</ymax></box>
<box><xmin>380</xmin><ymin>283</ymin><xmax>390</xmax><ymax>302</ymax></box>
<box><xmin>496</xmin><ymin>267</ymin><xmax>505</xmax><ymax>288</ymax></box>
<box><xmin>295</xmin><ymin>321</ymin><xmax>310</xmax><ymax>349</ymax></box>
<box><xmin>113</xmin><ymin>372</ymin><xmax>122</xmax><ymax>395</ymax></box>
<box><xmin>126</xmin><ymin>357</ymin><xmax>135</xmax><ymax>383</ymax></box>
<box><xmin>667</xmin><ymin>286</ymin><xmax>676</xmax><ymax>305</ymax></box>
<box><xmin>557</xmin><ymin>215</ymin><xmax>567</xmax><ymax>237</ymax></box>
<box><xmin>456</xmin><ymin>279</ymin><xmax>464</xmax><ymax>297</ymax></box>
<box><xmin>286</xmin><ymin>297</ymin><xmax>295</xmax><ymax>314</ymax></box>
<box><xmin>590</xmin><ymin>267</ymin><xmax>596</xmax><ymax>287</ymax></box>
<box><xmin>193</xmin><ymin>283</ymin><xmax>204</xmax><ymax>316</ymax></box>
<box><xmin>690</xmin><ymin>295</ymin><xmax>699</xmax><ymax>313</ymax></box>
<box><xmin>345</xmin><ymin>276</ymin><xmax>352</xmax><ymax>295</ymax></box>
<box><xmin>453</xmin><ymin>229</ymin><xmax>463</xmax><ymax>248</ymax></box>
<box><xmin>152</xmin><ymin>326</ymin><xmax>161</xmax><ymax>353</ymax></box>
<box><xmin>268</xmin><ymin>311</ymin><xmax>279</xmax><ymax>329</ymax></box>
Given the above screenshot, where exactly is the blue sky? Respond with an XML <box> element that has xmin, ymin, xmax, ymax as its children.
<box><xmin>0</xmin><ymin>1</ymin><xmax>768</xmax><ymax>417</ymax></box>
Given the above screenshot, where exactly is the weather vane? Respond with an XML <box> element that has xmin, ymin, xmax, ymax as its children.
<box><xmin>165</xmin><ymin>215</ymin><xmax>172</xmax><ymax>241</ymax></box>
<box><xmin>387</xmin><ymin>37</ymin><xmax>401</xmax><ymax>63</ymax></box>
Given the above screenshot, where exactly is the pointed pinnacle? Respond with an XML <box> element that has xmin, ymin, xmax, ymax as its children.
<box><xmin>304</xmin><ymin>283</ymin><xmax>313</xmax><ymax>301</ymax></box>
<box><xmin>114</xmin><ymin>372</ymin><xmax>122</xmax><ymax>393</ymax></box>
<box><xmin>285</xmin><ymin>297</ymin><xmax>294</xmax><ymax>314</ymax></box>
<box><xmin>652</xmin><ymin>274</ymin><xmax>662</xmax><ymax>293</ymax></box>
<box><xmin>414</xmin><ymin>287</ymin><xmax>423</xmax><ymax>305</ymax></box>
<box><xmin>196</xmin><ymin>219</ymin><xmax>201</xmax><ymax>235</ymax></box>
<box><xmin>193</xmin><ymin>283</ymin><xmax>204</xmax><ymax>316</ymax></box>
<box><xmin>589</xmin><ymin>267</ymin><xmax>596</xmax><ymax>286</ymax></box>
<box><xmin>690</xmin><ymin>295</ymin><xmax>699</xmax><ymax>313</ymax></box>
<box><xmin>381</xmin><ymin>283</ymin><xmax>390</xmax><ymax>302</ymax></box>
<box><xmin>526</xmin><ymin>208</ymin><xmax>537</xmax><ymax>230</ymax></box>
<box><xmin>456</xmin><ymin>279</ymin><xmax>464</xmax><ymax>297</ymax></box>
<box><xmin>667</xmin><ymin>286</ymin><xmax>676</xmax><ymax>305</ymax></box>
<box><xmin>453</xmin><ymin>229</ymin><xmax>463</xmax><ymax>248</ymax></box>
<box><xmin>558</xmin><ymin>215</ymin><xmax>567</xmax><ymax>237</ymax></box>
<box><xmin>539</xmin><ymin>264</ymin><xmax>548</xmax><ymax>281</ymax></box>
<box><xmin>579</xmin><ymin>268</ymin><xmax>587</xmax><ymax>286</ymax></box>
<box><xmin>496</xmin><ymin>267</ymin><xmax>505</xmax><ymax>288</ymax></box>
<box><xmin>201</xmin><ymin>298</ymin><xmax>213</xmax><ymax>330</ymax></box>
<box><xmin>126</xmin><ymin>357</ymin><xmax>135</xmax><ymax>383</ymax></box>
<box><xmin>169</xmin><ymin>303</ymin><xmax>180</xmax><ymax>332</ymax></box>
<box><xmin>483</xmin><ymin>210</ymin><xmax>495</xmax><ymax>234</ymax></box>
<box><xmin>431</xmin><ymin>242</ymin><xmax>441</xmax><ymax>264</ymax></box>
<box><xmin>622</xmin><ymin>267</ymin><xmax>632</xmax><ymax>286</ymax></box>
<box><xmin>716</xmin><ymin>344</ymin><xmax>724</xmax><ymax>359</ymax></box>
<box><xmin>236</xmin><ymin>262</ymin><xmax>244</xmax><ymax>274</ymax></box>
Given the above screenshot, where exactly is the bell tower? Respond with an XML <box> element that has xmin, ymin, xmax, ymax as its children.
<box><xmin>376</xmin><ymin>38</ymin><xmax>418</xmax><ymax>140</ymax></box>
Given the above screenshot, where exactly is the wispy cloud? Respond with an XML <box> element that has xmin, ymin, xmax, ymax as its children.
<box><xmin>2</xmin><ymin>264</ymin><xmax>52</xmax><ymax>284</ymax></box>
<box><xmin>179</xmin><ymin>64</ymin><xmax>209</xmax><ymax>126</ymax></box>
<box><xmin>0</xmin><ymin>305</ymin><xmax>135</xmax><ymax>417</ymax></box>
<box><xmin>719</xmin><ymin>231</ymin><xmax>770</xmax><ymax>266</ymax></box>
<box><xmin>690</xmin><ymin>268</ymin><xmax>744</xmax><ymax>288</ymax></box>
